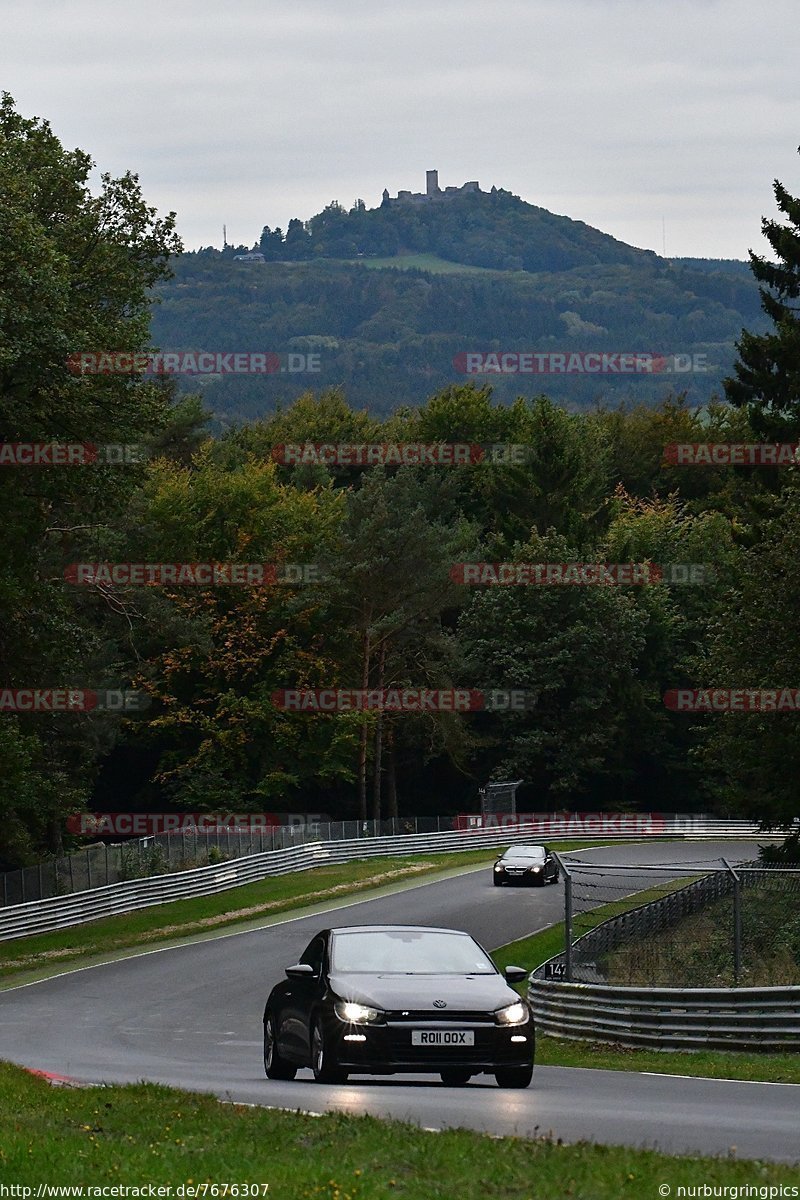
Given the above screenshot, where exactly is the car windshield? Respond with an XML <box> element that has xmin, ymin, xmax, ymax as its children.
<box><xmin>331</xmin><ymin>930</ymin><xmax>497</xmax><ymax>975</ymax></box>
<box><xmin>503</xmin><ymin>846</ymin><xmax>545</xmax><ymax>860</ymax></box>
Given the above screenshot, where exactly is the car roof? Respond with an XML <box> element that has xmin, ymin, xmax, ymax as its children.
<box><xmin>327</xmin><ymin>924</ymin><xmax>473</xmax><ymax>936</ymax></box>
<box><xmin>501</xmin><ymin>844</ymin><xmax>547</xmax><ymax>852</ymax></box>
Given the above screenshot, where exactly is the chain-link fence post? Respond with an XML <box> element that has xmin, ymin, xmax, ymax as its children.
<box><xmin>722</xmin><ymin>858</ymin><xmax>742</xmax><ymax>984</ymax></box>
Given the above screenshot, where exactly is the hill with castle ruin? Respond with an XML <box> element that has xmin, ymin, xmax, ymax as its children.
<box><xmin>249</xmin><ymin>171</ymin><xmax>664</xmax><ymax>273</ymax></box>
<box><xmin>151</xmin><ymin>175</ymin><xmax>763</xmax><ymax>422</ymax></box>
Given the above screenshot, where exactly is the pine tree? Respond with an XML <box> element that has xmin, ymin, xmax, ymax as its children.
<box><xmin>725</xmin><ymin>148</ymin><xmax>800</xmax><ymax>436</ymax></box>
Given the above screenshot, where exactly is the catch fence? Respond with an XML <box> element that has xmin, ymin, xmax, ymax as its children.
<box><xmin>546</xmin><ymin>857</ymin><xmax>800</xmax><ymax>987</ymax></box>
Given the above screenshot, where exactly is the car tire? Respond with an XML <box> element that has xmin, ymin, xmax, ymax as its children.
<box><xmin>495</xmin><ymin>1063</ymin><xmax>534</xmax><ymax>1088</ymax></box>
<box><xmin>440</xmin><ymin>1069</ymin><xmax>471</xmax><ymax>1086</ymax></box>
<box><xmin>263</xmin><ymin>1014</ymin><xmax>297</xmax><ymax>1080</ymax></box>
<box><xmin>311</xmin><ymin>1017</ymin><xmax>348</xmax><ymax>1084</ymax></box>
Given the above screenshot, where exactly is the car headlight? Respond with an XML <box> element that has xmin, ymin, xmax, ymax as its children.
<box><xmin>496</xmin><ymin>1001</ymin><xmax>529</xmax><ymax>1026</ymax></box>
<box><xmin>334</xmin><ymin>1000</ymin><xmax>382</xmax><ymax>1024</ymax></box>
<box><xmin>494</xmin><ymin>864</ymin><xmax>503</xmax><ymax>871</ymax></box>
<box><xmin>529</xmin><ymin>866</ymin><xmax>541</xmax><ymax>872</ymax></box>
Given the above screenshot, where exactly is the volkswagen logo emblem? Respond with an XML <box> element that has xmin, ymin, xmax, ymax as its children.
<box><xmin>433</xmin><ymin>999</ymin><xmax>447</xmax><ymax>1009</ymax></box>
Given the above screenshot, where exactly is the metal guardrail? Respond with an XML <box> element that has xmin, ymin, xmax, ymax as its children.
<box><xmin>527</xmin><ymin>978</ymin><xmax>800</xmax><ymax>1051</ymax></box>
<box><xmin>0</xmin><ymin>818</ymin><xmax>775</xmax><ymax>942</ymax></box>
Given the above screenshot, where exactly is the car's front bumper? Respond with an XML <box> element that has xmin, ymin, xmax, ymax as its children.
<box><xmin>495</xmin><ymin>869</ymin><xmax>544</xmax><ymax>885</ymax></box>
<box><xmin>327</xmin><ymin>1016</ymin><xmax>535</xmax><ymax>1073</ymax></box>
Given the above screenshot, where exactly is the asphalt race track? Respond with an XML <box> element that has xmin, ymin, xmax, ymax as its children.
<box><xmin>0</xmin><ymin>841</ymin><xmax>797</xmax><ymax>1162</ymax></box>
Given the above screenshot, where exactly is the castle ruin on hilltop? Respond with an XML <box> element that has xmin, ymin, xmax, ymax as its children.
<box><xmin>382</xmin><ymin>169</ymin><xmax>488</xmax><ymax>206</ymax></box>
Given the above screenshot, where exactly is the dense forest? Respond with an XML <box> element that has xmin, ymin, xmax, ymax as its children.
<box><xmin>2</xmin><ymin>95</ymin><xmax>800</xmax><ymax>869</ymax></box>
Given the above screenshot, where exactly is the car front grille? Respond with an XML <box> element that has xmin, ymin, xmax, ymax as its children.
<box><xmin>384</xmin><ymin>1010</ymin><xmax>496</xmax><ymax>1024</ymax></box>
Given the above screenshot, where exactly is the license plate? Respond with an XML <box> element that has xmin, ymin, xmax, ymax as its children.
<box><xmin>411</xmin><ymin>1030</ymin><xmax>474</xmax><ymax>1046</ymax></box>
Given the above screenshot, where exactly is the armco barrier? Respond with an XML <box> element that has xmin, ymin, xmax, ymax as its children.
<box><xmin>0</xmin><ymin>817</ymin><xmax>781</xmax><ymax>942</ymax></box>
<box><xmin>527</xmin><ymin>978</ymin><xmax>800</xmax><ymax>1051</ymax></box>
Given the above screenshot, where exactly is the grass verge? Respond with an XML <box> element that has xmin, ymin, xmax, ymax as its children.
<box><xmin>492</xmin><ymin>890</ymin><xmax>800</xmax><ymax>1085</ymax></box>
<box><xmin>1</xmin><ymin>1062</ymin><xmax>797</xmax><ymax>1196</ymax></box>
<box><xmin>604</xmin><ymin>882</ymin><xmax>800</xmax><ymax>987</ymax></box>
<box><xmin>0</xmin><ymin>841</ymin><xmax>622</xmax><ymax>986</ymax></box>
<box><xmin>535</xmin><ymin>1038</ymin><xmax>800</xmax><ymax>1084</ymax></box>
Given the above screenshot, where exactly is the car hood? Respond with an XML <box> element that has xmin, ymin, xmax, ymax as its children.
<box><xmin>328</xmin><ymin>972</ymin><xmax>521</xmax><ymax>1012</ymax></box>
<box><xmin>499</xmin><ymin>856</ymin><xmax>544</xmax><ymax>867</ymax></box>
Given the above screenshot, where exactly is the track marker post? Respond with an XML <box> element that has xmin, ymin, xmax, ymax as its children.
<box><xmin>556</xmin><ymin>854</ymin><xmax>574</xmax><ymax>982</ymax></box>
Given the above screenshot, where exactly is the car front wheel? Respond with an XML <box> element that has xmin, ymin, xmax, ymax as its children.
<box><xmin>263</xmin><ymin>1014</ymin><xmax>297</xmax><ymax>1080</ymax></box>
<box><xmin>495</xmin><ymin>1063</ymin><xmax>533</xmax><ymax>1088</ymax></box>
<box><xmin>311</xmin><ymin>1017</ymin><xmax>348</xmax><ymax>1084</ymax></box>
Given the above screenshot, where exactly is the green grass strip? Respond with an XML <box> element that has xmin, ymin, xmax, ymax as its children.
<box><xmin>1</xmin><ymin>1062</ymin><xmax>797</xmax><ymax>1194</ymax></box>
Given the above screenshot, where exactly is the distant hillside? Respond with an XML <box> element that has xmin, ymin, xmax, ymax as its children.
<box><xmin>151</xmin><ymin>190</ymin><xmax>765</xmax><ymax>422</ymax></box>
<box><xmin>670</xmin><ymin>257</ymin><xmax>753</xmax><ymax>277</ymax></box>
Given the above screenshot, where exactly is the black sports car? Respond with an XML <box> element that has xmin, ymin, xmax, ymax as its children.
<box><xmin>262</xmin><ymin>924</ymin><xmax>534</xmax><ymax>1087</ymax></box>
<box><xmin>493</xmin><ymin>844</ymin><xmax>560</xmax><ymax>886</ymax></box>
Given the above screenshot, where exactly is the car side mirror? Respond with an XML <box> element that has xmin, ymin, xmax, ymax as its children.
<box><xmin>504</xmin><ymin>965</ymin><xmax>527</xmax><ymax>984</ymax></box>
<box><xmin>285</xmin><ymin>963</ymin><xmax>316</xmax><ymax>979</ymax></box>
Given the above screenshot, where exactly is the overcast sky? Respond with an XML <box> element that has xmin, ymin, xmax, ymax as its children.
<box><xmin>2</xmin><ymin>0</ymin><xmax>798</xmax><ymax>259</ymax></box>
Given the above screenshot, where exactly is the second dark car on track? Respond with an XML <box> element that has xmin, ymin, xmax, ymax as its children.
<box><xmin>263</xmin><ymin>924</ymin><xmax>534</xmax><ymax>1088</ymax></box>
<box><xmin>493</xmin><ymin>844</ymin><xmax>560</xmax><ymax>886</ymax></box>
